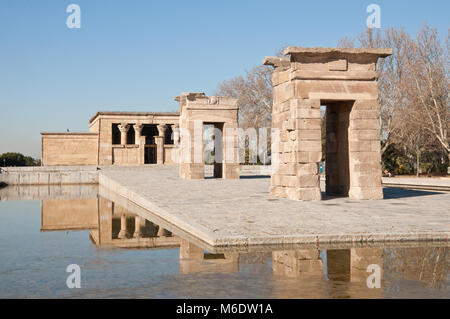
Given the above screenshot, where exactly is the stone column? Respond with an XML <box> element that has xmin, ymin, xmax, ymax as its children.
<box><xmin>133</xmin><ymin>124</ymin><xmax>145</xmax><ymax>165</ymax></box>
<box><xmin>117</xmin><ymin>214</ymin><xmax>128</xmax><ymax>239</ymax></box>
<box><xmin>223</xmin><ymin>122</ymin><xmax>240</xmax><ymax>179</ymax></box>
<box><xmin>133</xmin><ymin>124</ymin><xmax>143</xmax><ymax>145</ymax></box>
<box><xmin>157</xmin><ymin>225</ymin><xmax>170</xmax><ymax>237</ymax></box>
<box><xmin>118</xmin><ymin>123</ymin><xmax>130</xmax><ymax>145</ymax></box>
<box><xmin>172</xmin><ymin>123</ymin><xmax>180</xmax><ymax>146</ymax></box>
<box><xmin>155</xmin><ymin>124</ymin><xmax>166</xmax><ymax>165</ymax></box>
<box><xmin>157</xmin><ymin>124</ymin><xmax>167</xmax><ymax>139</ymax></box>
<box><xmin>133</xmin><ymin>215</ymin><xmax>141</xmax><ymax>238</ymax></box>
<box><xmin>348</xmin><ymin>100</ymin><xmax>383</xmax><ymax>199</ymax></box>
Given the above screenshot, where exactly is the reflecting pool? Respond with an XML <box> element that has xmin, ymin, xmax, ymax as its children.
<box><xmin>0</xmin><ymin>185</ymin><xmax>448</xmax><ymax>298</ymax></box>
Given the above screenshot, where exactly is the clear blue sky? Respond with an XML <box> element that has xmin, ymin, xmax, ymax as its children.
<box><xmin>0</xmin><ymin>0</ymin><xmax>448</xmax><ymax>158</ymax></box>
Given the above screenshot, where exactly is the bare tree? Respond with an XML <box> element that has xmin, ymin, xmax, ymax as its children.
<box><xmin>406</xmin><ymin>24</ymin><xmax>449</xmax><ymax>163</ymax></box>
<box><xmin>215</xmin><ymin>65</ymin><xmax>273</xmax><ymax>130</ymax></box>
<box><xmin>339</xmin><ymin>28</ymin><xmax>413</xmax><ymax>154</ymax></box>
<box><xmin>336</xmin><ymin>36</ymin><xmax>355</xmax><ymax>48</ymax></box>
<box><xmin>214</xmin><ymin>48</ymin><xmax>290</xmax><ymax>130</ymax></box>
<box><xmin>378</xmin><ymin>28</ymin><xmax>415</xmax><ymax>154</ymax></box>
<box><xmin>338</xmin><ymin>26</ymin><xmax>449</xmax><ymax>171</ymax></box>
<box><xmin>393</xmin><ymin>102</ymin><xmax>433</xmax><ymax>176</ymax></box>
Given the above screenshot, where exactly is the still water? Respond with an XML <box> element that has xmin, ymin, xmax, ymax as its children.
<box><xmin>0</xmin><ymin>185</ymin><xmax>448</xmax><ymax>298</ymax></box>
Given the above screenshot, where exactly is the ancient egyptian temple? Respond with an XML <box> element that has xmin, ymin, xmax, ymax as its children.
<box><xmin>40</xmin><ymin>47</ymin><xmax>392</xmax><ymax>201</ymax></box>
<box><xmin>41</xmin><ymin>111</ymin><xmax>180</xmax><ymax>166</ymax></box>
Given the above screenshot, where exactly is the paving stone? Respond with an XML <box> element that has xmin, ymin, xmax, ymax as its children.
<box><xmin>99</xmin><ymin>166</ymin><xmax>450</xmax><ymax>247</ymax></box>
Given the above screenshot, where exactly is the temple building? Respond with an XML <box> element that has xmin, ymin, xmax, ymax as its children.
<box><xmin>41</xmin><ymin>111</ymin><xmax>180</xmax><ymax>166</ymax></box>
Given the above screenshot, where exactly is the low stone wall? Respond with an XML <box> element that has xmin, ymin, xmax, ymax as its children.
<box><xmin>2</xmin><ymin>165</ymin><xmax>448</xmax><ymax>191</ymax></box>
<box><xmin>0</xmin><ymin>166</ymin><xmax>99</xmax><ymax>186</ymax></box>
<box><xmin>112</xmin><ymin>145</ymin><xmax>140</xmax><ymax>165</ymax></box>
<box><xmin>382</xmin><ymin>177</ymin><xmax>450</xmax><ymax>191</ymax></box>
<box><xmin>0</xmin><ymin>165</ymin><xmax>271</xmax><ymax>186</ymax></box>
<box><xmin>163</xmin><ymin>145</ymin><xmax>177</xmax><ymax>165</ymax></box>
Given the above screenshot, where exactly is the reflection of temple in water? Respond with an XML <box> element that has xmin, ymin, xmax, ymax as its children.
<box><xmin>40</xmin><ymin>195</ymin><xmax>179</xmax><ymax>249</ymax></box>
<box><xmin>40</xmin><ymin>195</ymin><xmax>241</xmax><ymax>273</ymax></box>
<box><xmin>31</xmin><ymin>185</ymin><xmax>446</xmax><ymax>297</ymax></box>
<box><xmin>90</xmin><ymin>198</ymin><xmax>179</xmax><ymax>249</ymax></box>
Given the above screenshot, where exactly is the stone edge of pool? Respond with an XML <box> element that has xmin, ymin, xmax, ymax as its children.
<box><xmin>97</xmin><ymin>171</ymin><xmax>450</xmax><ymax>248</ymax></box>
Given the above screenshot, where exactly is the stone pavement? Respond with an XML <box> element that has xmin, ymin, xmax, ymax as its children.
<box><xmin>98</xmin><ymin>166</ymin><xmax>450</xmax><ymax>248</ymax></box>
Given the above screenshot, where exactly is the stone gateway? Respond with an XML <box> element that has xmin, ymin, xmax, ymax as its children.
<box><xmin>264</xmin><ymin>47</ymin><xmax>392</xmax><ymax>200</ymax></box>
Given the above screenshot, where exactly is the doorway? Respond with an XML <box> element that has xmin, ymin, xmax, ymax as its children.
<box><xmin>142</xmin><ymin>124</ymin><xmax>158</xmax><ymax>164</ymax></box>
<box><xmin>204</xmin><ymin>122</ymin><xmax>224</xmax><ymax>178</ymax></box>
<box><xmin>322</xmin><ymin>100</ymin><xmax>354</xmax><ymax>197</ymax></box>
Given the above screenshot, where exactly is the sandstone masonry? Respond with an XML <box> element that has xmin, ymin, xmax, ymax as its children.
<box><xmin>175</xmin><ymin>93</ymin><xmax>240</xmax><ymax>179</ymax></box>
<box><xmin>264</xmin><ymin>47</ymin><xmax>392</xmax><ymax>200</ymax></box>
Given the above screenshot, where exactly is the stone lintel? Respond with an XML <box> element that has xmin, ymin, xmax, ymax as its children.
<box><xmin>283</xmin><ymin>47</ymin><xmax>393</xmax><ymax>59</ymax></box>
<box><xmin>176</xmin><ymin>92</ymin><xmax>238</xmax><ymax>110</ymax></box>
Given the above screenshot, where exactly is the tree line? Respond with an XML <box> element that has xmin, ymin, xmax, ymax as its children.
<box><xmin>0</xmin><ymin>152</ymin><xmax>41</xmax><ymax>167</ymax></box>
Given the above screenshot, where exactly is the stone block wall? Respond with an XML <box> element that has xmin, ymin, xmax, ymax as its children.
<box><xmin>41</xmin><ymin>133</ymin><xmax>99</xmax><ymax>166</ymax></box>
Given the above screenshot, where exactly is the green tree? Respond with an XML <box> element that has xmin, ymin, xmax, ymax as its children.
<box><xmin>0</xmin><ymin>152</ymin><xmax>40</xmax><ymax>167</ymax></box>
